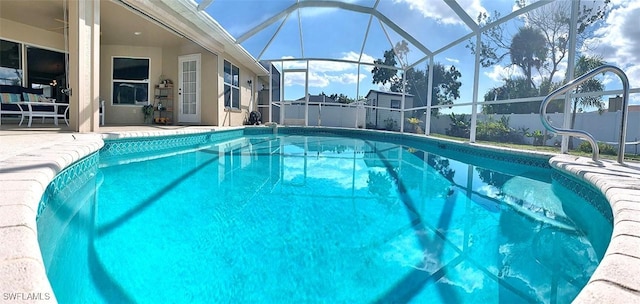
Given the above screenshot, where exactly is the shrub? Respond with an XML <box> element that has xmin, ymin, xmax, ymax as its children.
<box><xmin>383</xmin><ymin>118</ymin><xmax>397</xmax><ymax>131</ymax></box>
<box><xmin>476</xmin><ymin>115</ymin><xmax>526</xmax><ymax>144</ymax></box>
<box><xmin>577</xmin><ymin>141</ymin><xmax>617</xmax><ymax>156</ymax></box>
<box><xmin>446</xmin><ymin>113</ymin><xmax>470</xmax><ymax>138</ymax></box>
<box><xmin>407</xmin><ymin>117</ymin><xmax>423</xmax><ymax>134</ymax></box>
<box><xmin>526</xmin><ymin>130</ymin><xmax>555</xmax><ymax>146</ymax></box>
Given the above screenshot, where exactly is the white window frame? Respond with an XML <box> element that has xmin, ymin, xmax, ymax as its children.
<box><xmin>0</xmin><ymin>38</ymin><xmax>23</xmax><ymax>86</ymax></box>
<box><xmin>224</xmin><ymin>60</ymin><xmax>240</xmax><ymax>110</ymax></box>
<box><xmin>391</xmin><ymin>99</ymin><xmax>401</xmax><ymax>109</ymax></box>
<box><xmin>111</xmin><ymin>56</ymin><xmax>150</xmax><ymax>106</ymax></box>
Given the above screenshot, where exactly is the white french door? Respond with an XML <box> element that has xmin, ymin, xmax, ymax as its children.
<box><xmin>178</xmin><ymin>54</ymin><xmax>201</xmax><ymax>123</ymax></box>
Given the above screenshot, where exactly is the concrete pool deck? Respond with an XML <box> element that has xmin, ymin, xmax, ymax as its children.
<box><xmin>0</xmin><ymin>125</ymin><xmax>639</xmax><ymax>303</ymax></box>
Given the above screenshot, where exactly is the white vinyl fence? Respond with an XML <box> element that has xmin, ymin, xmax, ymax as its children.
<box><xmin>431</xmin><ymin>111</ymin><xmax>640</xmax><ymax>150</ymax></box>
<box><xmin>270</xmin><ymin>101</ymin><xmax>640</xmax><ymax>152</ymax></box>
<box><xmin>273</xmin><ymin>102</ymin><xmax>366</xmax><ymax>128</ymax></box>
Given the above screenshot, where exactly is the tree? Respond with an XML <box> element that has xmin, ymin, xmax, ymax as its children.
<box><xmin>522</xmin><ymin>0</ymin><xmax>610</xmax><ymax>83</ymax></box>
<box><xmin>328</xmin><ymin>93</ymin><xmax>355</xmax><ymax>104</ymax></box>
<box><xmin>482</xmin><ymin>77</ymin><xmax>562</xmax><ymax>114</ymax></box>
<box><xmin>510</xmin><ymin>27</ymin><xmax>547</xmax><ymax>90</ymax></box>
<box><xmin>371</xmin><ymin>49</ymin><xmax>398</xmax><ymax>86</ymax></box>
<box><xmin>568</xmin><ymin>55</ymin><xmax>606</xmax><ymax>148</ymax></box>
<box><xmin>371</xmin><ymin>41</ymin><xmax>462</xmax><ymax>115</ymax></box>
<box><xmin>476</xmin><ymin>1</ymin><xmax>610</xmax><ymax>115</ymax></box>
<box><xmin>466</xmin><ymin>10</ymin><xmax>510</xmax><ymax>68</ymax></box>
<box><xmin>468</xmin><ymin>0</ymin><xmax>610</xmax><ymax>81</ymax></box>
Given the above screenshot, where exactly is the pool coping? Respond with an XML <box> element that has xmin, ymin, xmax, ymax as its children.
<box><xmin>0</xmin><ymin>127</ymin><xmax>638</xmax><ymax>303</ymax></box>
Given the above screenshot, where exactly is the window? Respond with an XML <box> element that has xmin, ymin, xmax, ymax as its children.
<box><xmin>0</xmin><ymin>39</ymin><xmax>22</xmax><ymax>86</ymax></box>
<box><xmin>27</xmin><ymin>46</ymin><xmax>66</xmax><ymax>99</ymax></box>
<box><xmin>112</xmin><ymin>57</ymin><xmax>149</xmax><ymax>105</ymax></box>
<box><xmin>391</xmin><ymin>99</ymin><xmax>401</xmax><ymax>109</ymax></box>
<box><xmin>224</xmin><ymin>60</ymin><xmax>240</xmax><ymax>109</ymax></box>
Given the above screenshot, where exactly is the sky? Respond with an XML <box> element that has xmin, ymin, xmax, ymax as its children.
<box><xmin>202</xmin><ymin>0</ymin><xmax>640</xmax><ymax>112</ymax></box>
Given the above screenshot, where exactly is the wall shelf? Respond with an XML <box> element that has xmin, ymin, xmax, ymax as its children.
<box><xmin>154</xmin><ymin>85</ymin><xmax>173</xmax><ymax>125</ymax></box>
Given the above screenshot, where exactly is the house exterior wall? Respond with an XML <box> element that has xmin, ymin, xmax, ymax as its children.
<box><xmin>175</xmin><ymin>43</ymin><xmax>219</xmax><ymax>125</ymax></box>
<box><xmin>2</xmin><ymin>2</ymin><xmax>262</xmax><ymax>129</ymax></box>
<box><xmin>100</xmin><ymin>42</ymin><xmax>250</xmax><ymax>127</ymax></box>
<box><xmin>100</xmin><ymin>45</ymin><xmax>164</xmax><ymax>125</ymax></box>
<box><xmin>217</xmin><ymin>55</ymin><xmax>257</xmax><ymax>126</ymax></box>
<box><xmin>0</xmin><ymin>18</ymin><xmax>65</xmax><ymax>52</ymax></box>
<box><xmin>161</xmin><ymin>47</ymin><xmax>179</xmax><ymax>124</ymax></box>
<box><xmin>366</xmin><ymin>92</ymin><xmax>414</xmax><ymax>131</ymax></box>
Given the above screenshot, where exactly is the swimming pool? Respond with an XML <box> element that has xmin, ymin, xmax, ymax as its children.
<box><xmin>36</xmin><ymin>127</ymin><xmax>612</xmax><ymax>303</ymax></box>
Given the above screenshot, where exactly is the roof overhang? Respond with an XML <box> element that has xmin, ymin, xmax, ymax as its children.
<box><xmin>119</xmin><ymin>0</ymin><xmax>268</xmax><ymax>75</ymax></box>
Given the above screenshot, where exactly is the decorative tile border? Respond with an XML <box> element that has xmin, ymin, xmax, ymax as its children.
<box><xmin>552</xmin><ymin>170</ymin><xmax>613</xmax><ymax>222</ymax></box>
<box><xmin>268</xmin><ymin>126</ymin><xmax>552</xmax><ymax>168</ymax></box>
<box><xmin>243</xmin><ymin>126</ymin><xmax>276</xmax><ymax>136</ymax></box>
<box><xmin>101</xmin><ymin>129</ymin><xmax>243</xmax><ymax>159</ymax></box>
<box><xmin>445</xmin><ymin>143</ymin><xmax>551</xmax><ymax>168</ymax></box>
<box><xmin>37</xmin><ymin>152</ymin><xmax>100</xmax><ymax>220</ymax></box>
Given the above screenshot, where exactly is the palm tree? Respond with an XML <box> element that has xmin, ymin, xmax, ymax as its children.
<box><xmin>571</xmin><ymin>55</ymin><xmax>605</xmax><ymax>129</ymax></box>
<box><xmin>569</xmin><ymin>55</ymin><xmax>605</xmax><ymax>149</ymax></box>
<box><xmin>510</xmin><ymin>27</ymin><xmax>547</xmax><ymax>89</ymax></box>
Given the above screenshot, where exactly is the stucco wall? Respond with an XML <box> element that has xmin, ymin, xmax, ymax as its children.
<box><xmin>217</xmin><ymin>56</ymin><xmax>257</xmax><ymax>127</ymax></box>
<box><xmin>100</xmin><ymin>45</ymin><xmax>164</xmax><ymax>125</ymax></box>
<box><xmin>176</xmin><ymin>44</ymin><xmax>218</xmax><ymax>126</ymax></box>
<box><xmin>0</xmin><ymin>18</ymin><xmax>65</xmax><ymax>52</ymax></box>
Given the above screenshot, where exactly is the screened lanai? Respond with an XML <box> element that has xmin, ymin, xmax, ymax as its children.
<box><xmin>199</xmin><ymin>0</ymin><xmax>640</xmax><ymax>156</ymax></box>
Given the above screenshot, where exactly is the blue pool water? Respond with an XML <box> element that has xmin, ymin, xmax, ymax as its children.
<box><xmin>37</xmin><ymin>131</ymin><xmax>612</xmax><ymax>303</ymax></box>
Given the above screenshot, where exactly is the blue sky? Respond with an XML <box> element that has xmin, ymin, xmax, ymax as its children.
<box><xmin>203</xmin><ymin>0</ymin><xmax>640</xmax><ymax>111</ymax></box>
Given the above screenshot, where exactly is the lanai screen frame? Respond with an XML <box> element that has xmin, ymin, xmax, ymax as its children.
<box><xmin>200</xmin><ymin>0</ymin><xmax>635</xmax><ymax>154</ymax></box>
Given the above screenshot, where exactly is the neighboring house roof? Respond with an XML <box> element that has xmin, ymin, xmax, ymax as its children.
<box><xmin>296</xmin><ymin>94</ymin><xmax>337</xmax><ymax>103</ymax></box>
<box><xmin>365</xmin><ymin>89</ymin><xmax>414</xmax><ymax>99</ymax></box>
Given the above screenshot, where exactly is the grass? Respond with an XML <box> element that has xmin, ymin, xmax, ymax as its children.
<box><xmin>429</xmin><ymin>133</ymin><xmax>640</xmax><ymax>162</ymax></box>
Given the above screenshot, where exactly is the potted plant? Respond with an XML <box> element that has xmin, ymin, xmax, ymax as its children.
<box><xmin>142</xmin><ymin>104</ymin><xmax>154</xmax><ymax>123</ymax></box>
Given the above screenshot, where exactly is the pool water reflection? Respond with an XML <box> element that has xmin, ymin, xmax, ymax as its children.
<box><xmin>38</xmin><ymin>133</ymin><xmax>612</xmax><ymax>303</ymax></box>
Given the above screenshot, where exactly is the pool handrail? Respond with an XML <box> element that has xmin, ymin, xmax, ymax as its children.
<box><xmin>540</xmin><ymin>64</ymin><xmax>630</xmax><ymax>164</ymax></box>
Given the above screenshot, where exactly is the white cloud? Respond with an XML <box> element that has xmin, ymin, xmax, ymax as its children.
<box><xmin>280</xmin><ymin>52</ymin><xmax>374</xmax><ymax>88</ymax></box>
<box><xmin>445</xmin><ymin>57</ymin><xmax>460</xmax><ymax>64</ymax></box>
<box><xmin>283</xmin><ymin>52</ymin><xmax>375</xmax><ymax>71</ymax></box>
<box><xmin>394</xmin><ymin>0</ymin><xmax>487</xmax><ymax>26</ymax></box>
<box><xmin>341</xmin><ymin>51</ymin><xmax>376</xmax><ymax>64</ymax></box>
<box><xmin>284</xmin><ymin>71</ymin><xmax>367</xmax><ymax>88</ymax></box>
<box><xmin>483</xmin><ymin>65</ymin><xmax>521</xmax><ymax>83</ymax></box>
<box><xmin>625</xmin><ymin>65</ymin><xmax>640</xmax><ymax>89</ymax></box>
<box><xmin>582</xmin><ymin>1</ymin><xmax>640</xmax><ymax>88</ymax></box>
<box><xmin>297</xmin><ymin>0</ymin><xmax>365</xmax><ymax>18</ymax></box>
<box><xmin>298</xmin><ymin>7</ymin><xmax>339</xmax><ymax>18</ymax></box>
<box><xmin>438</xmin><ymin>264</ymin><xmax>486</xmax><ymax>294</ymax></box>
<box><xmin>552</xmin><ymin>61</ymin><xmax>567</xmax><ymax>83</ymax></box>
<box><xmin>284</xmin><ymin>72</ymin><xmax>329</xmax><ymax>88</ymax></box>
<box><xmin>326</xmin><ymin>73</ymin><xmax>367</xmax><ymax>85</ymax></box>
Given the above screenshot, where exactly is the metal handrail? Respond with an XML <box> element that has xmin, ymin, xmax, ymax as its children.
<box><xmin>540</xmin><ymin>64</ymin><xmax>630</xmax><ymax>164</ymax></box>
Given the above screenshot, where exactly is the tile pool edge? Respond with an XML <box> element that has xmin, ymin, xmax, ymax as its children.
<box><xmin>549</xmin><ymin>155</ymin><xmax>640</xmax><ymax>303</ymax></box>
<box><xmin>0</xmin><ymin>133</ymin><xmax>104</xmax><ymax>304</ymax></box>
<box><xmin>1</xmin><ymin>126</ymin><xmax>637</xmax><ymax>303</ymax></box>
